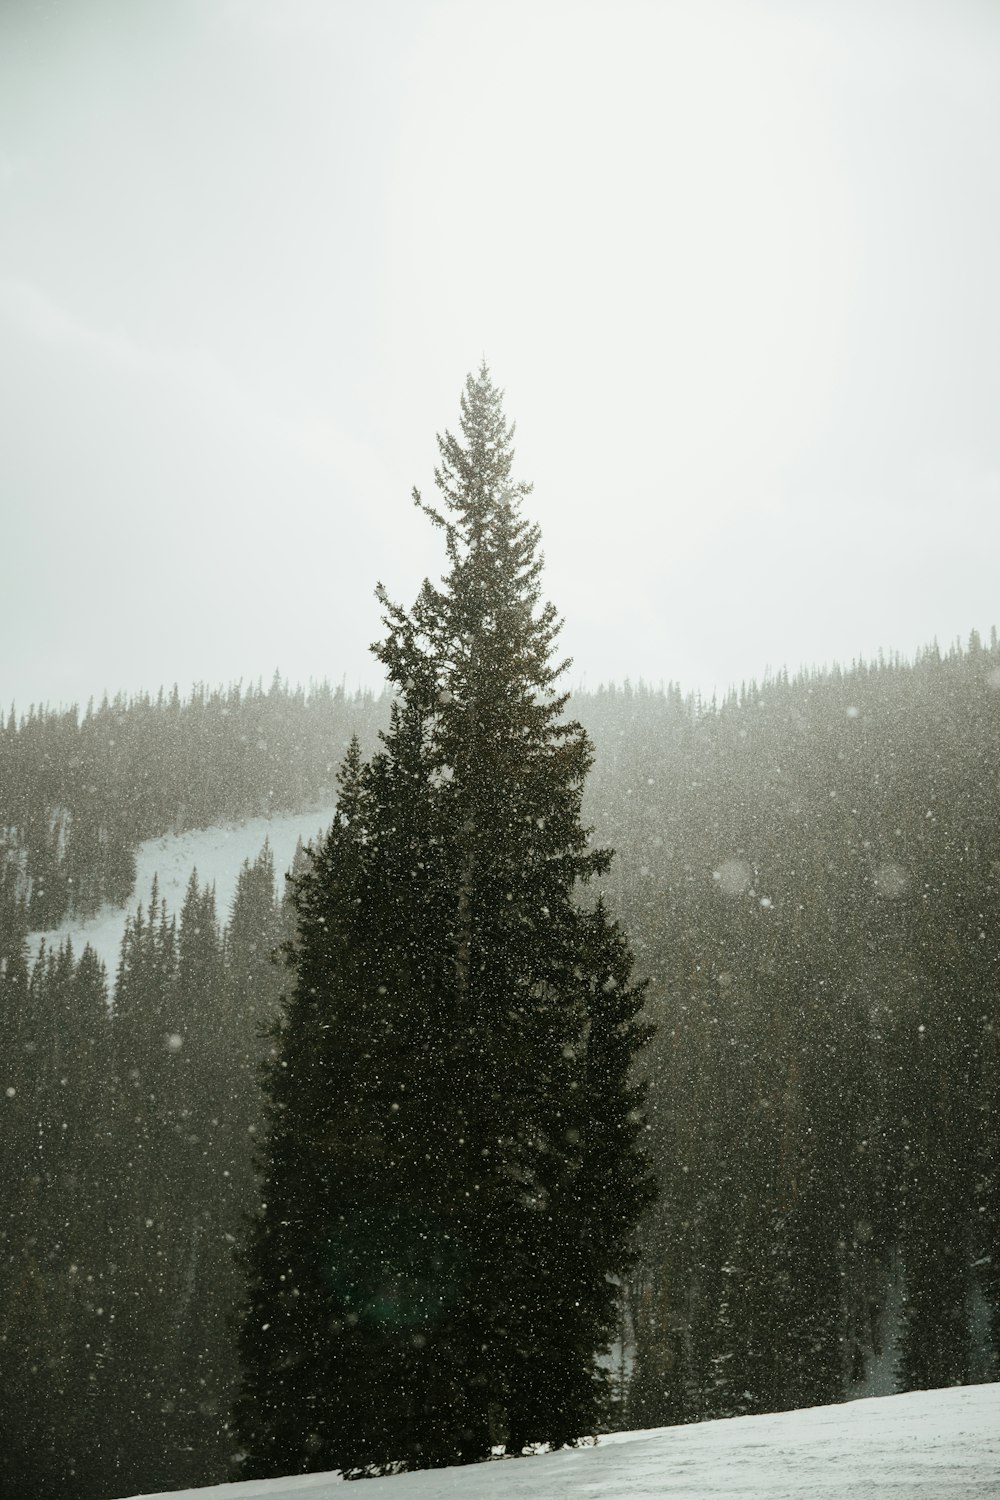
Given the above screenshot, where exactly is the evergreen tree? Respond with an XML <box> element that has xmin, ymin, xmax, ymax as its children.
<box><xmin>104</xmin><ymin>882</ymin><xmax>183</xmax><ymax>1494</ymax></box>
<box><xmin>238</xmin><ymin>367</ymin><xmax>654</xmax><ymax>1478</ymax></box>
<box><xmin>159</xmin><ymin>872</ymin><xmax>234</xmax><ymax>1480</ymax></box>
<box><xmin>0</xmin><ymin>930</ymin><xmax>113</xmax><ymax>1499</ymax></box>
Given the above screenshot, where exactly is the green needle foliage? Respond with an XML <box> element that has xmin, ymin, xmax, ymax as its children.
<box><xmin>236</xmin><ymin>366</ymin><xmax>654</xmax><ymax>1478</ymax></box>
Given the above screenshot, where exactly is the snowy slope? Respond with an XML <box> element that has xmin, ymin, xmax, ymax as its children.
<box><xmin>28</xmin><ymin>805</ymin><xmax>340</xmax><ymax>976</ymax></box>
<box><xmin>123</xmin><ymin>1385</ymin><xmax>999</xmax><ymax>1500</ymax></box>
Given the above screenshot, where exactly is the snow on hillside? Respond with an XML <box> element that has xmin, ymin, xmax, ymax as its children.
<box><xmin>123</xmin><ymin>1385</ymin><xmax>999</xmax><ymax>1500</ymax></box>
<box><xmin>29</xmin><ymin>805</ymin><xmax>340</xmax><ymax>975</ymax></box>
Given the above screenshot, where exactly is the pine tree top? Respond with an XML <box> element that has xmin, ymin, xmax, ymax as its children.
<box><xmin>373</xmin><ymin>364</ymin><xmax>568</xmax><ymax>708</ymax></box>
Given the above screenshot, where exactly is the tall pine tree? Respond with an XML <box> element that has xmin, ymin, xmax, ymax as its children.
<box><xmin>238</xmin><ymin>366</ymin><xmax>654</xmax><ymax>1477</ymax></box>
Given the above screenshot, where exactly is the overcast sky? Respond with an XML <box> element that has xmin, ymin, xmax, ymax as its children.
<box><xmin>3</xmin><ymin>0</ymin><xmax>999</xmax><ymax>712</ymax></box>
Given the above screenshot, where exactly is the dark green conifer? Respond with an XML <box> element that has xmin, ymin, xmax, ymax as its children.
<box><xmin>237</xmin><ymin>367</ymin><xmax>654</xmax><ymax>1478</ymax></box>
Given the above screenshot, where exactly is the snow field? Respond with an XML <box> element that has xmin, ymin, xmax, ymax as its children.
<box><xmin>28</xmin><ymin>804</ymin><xmax>340</xmax><ymax>975</ymax></box>
<box><xmin>122</xmin><ymin>1384</ymin><xmax>999</xmax><ymax>1500</ymax></box>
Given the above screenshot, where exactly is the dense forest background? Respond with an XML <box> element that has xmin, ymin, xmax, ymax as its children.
<box><xmin>2</xmin><ymin>636</ymin><xmax>999</xmax><ymax>1498</ymax></box>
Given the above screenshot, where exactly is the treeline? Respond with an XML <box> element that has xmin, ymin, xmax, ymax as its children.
<box><xmin>0</xmin><ymin>676</ymin><xmax>386</xmax><ymax>929</ymax></box>
<box><xmin>0</xmin><ymin>844</ymin><xmax>291</xmax><ymax>1499</ymax></box>
<box><xmin>2</xmin><ymin>634</ymin><xmax>999</xmax><ymax>1495</ymax></box>
<box><xmin>577</xmin><ymin>631</ymin><xmax>1000</xmax><ymax>1423</ymax></box>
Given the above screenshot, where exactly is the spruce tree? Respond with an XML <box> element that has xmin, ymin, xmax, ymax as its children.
<box><xmin>238</xmin><ymin>366</ymin><xmax>654</xmax><ymax>1478</ymax></box>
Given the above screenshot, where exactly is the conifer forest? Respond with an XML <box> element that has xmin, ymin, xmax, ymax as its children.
<box><xmin>2</xmin><ymin>373</ymin><xmax>999</xmax><ymax>1499</ymax></box>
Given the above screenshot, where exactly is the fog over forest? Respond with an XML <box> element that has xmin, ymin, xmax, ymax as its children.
<box><xmin>3</xmin><ymin>4</ymin><xmax>999</xmax><ymax>1499</ymax></box>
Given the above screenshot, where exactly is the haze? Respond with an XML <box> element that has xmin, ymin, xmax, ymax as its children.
<box><xmin>3</xmin><ymin>0</ymin><xmax>999</xmax><ymax>711</ymax></box>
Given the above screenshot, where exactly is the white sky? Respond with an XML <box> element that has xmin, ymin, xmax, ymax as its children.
<box><xmin>3</xmin><ymin>0</ymin><xmax>999</xmax><ymax>710</ymax></box>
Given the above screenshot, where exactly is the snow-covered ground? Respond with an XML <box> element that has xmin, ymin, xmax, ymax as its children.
<box><xmin>123</xmin><ymin>1385</ymin><xmax>998</xmax><ymax>1500</ymax></box>
<box><xmin>29</xmin><ymin>805</ymin><xmax>339</xmax><ymax>975</ymax></box>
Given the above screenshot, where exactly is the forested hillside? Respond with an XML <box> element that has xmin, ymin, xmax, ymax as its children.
<box><xmin>1</xmin><ymin>846</ymin><xmax>294</xmax><ymax>1498</ymax></box>
<box><xmin>0</xmin><ymin>677</ymin><xmax>386</xmax><ymax>929</ymax></box>
<box><xmin>581</xmin><ymin>633</ymin><xmax>1000</xmax><ymax>1424</ymax></box>
<box><xmin>1</xmin><ymin>633</ymin><xmax>998</xmax><ymax>1496</ymax></box>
